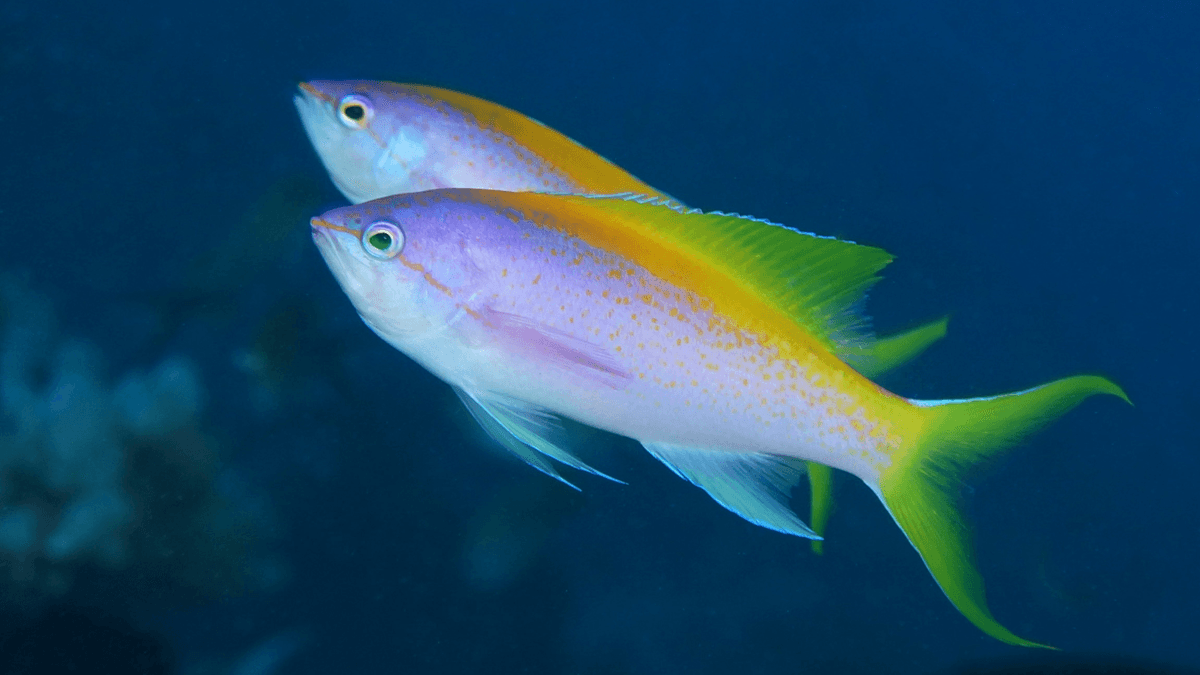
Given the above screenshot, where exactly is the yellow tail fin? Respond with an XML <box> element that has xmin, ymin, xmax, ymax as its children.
<box><xmin>876</xmin><ymin>375</ymin><xmax>1129</xmax><ymax>647</ymax></box>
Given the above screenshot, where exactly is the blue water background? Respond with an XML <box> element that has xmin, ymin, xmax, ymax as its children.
<box><xmin>2</xmin><ymin>1</ymin><xmax>1196</xmax><ymax>672</ymax></box>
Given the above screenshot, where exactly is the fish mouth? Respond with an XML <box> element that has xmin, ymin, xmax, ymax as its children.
<box><xmin>293</xmin><ymin>83</ymin><xmax>336</xmax><ymax>134</ymax></box>
<box><xmin>310</xmin><ymin>220</ymin><xmax>328</xmax><ymax>244</ymax></box>
<box><xmin>310</xmin><ymin>218</ymin><xmax>369</xmax><ymax>277</ymax></box>
<box><xmin>294</xmin><ymin>92</ymin><xmax>330</xmax><ymax>145</ymax></box>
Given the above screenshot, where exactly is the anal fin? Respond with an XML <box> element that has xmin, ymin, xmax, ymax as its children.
<box><xmin>642</xmin><ymin>442</ymin><xmax>820</xmax><ymax>539</ymax></box>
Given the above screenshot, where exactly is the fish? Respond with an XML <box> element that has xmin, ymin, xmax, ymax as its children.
<box><xmin>293</xmin><ymin>80</ymin><xmax>659</xmax><ymax>204</ymax></box>
<box><xmin>294</xmin><ymin>79</ymin><xmax>951</xmax><ymax>547</ymax></box>
<box><xmin>309</xmin><ymin>188</ymin><xmax>1128</xmax><ymax>647</ymax></box>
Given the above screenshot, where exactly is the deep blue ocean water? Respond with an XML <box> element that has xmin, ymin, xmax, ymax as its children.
<box><xmin>1</xmin><ymin>1</ymin><xmax>1197</xmax><ymax>673</ymax></box>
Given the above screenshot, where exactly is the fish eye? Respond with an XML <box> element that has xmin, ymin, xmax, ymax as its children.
<box><xmin>361</xmin><ymin>221</ymin><xmax>404</xmax><ymax>259</ymax></box>
<box><xmin>338</xmin><ymin>94</ymin><xmax>373</xmax><ymax>129</ymax></box>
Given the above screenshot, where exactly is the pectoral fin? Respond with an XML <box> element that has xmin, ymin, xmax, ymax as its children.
<box><xmin>483</xmin><ymin>308</ymin><xmax>629</xmax><ymax>387</ymax></box>
<box><xmin>455</xmin><ymin>387</ymin><xmax>622</xmax><ymax>488</ymax></box>
<box><xmin>642</xmin><ymin>442</ymin><xmax>820</xmax><ymax>539</ymax></box>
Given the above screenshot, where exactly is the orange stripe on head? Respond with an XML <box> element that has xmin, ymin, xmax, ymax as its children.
<box><xmin>397</xmin><ymin>255</ymin><xmax>454</xmax><ymax>297</ymax></box>
<box><xmin>313</xmin><ymin>215</ymin><xmax>454</xmax><ymax>298</ymax></box>
<box><xmin>310</xmin><ymin>217</ymin><xmax>359</xmax><ymax>235</ymax></box>
<box><xmin>298</xmin><ymin>81</ymin><xmax>333</xmax><ymax>103</ymax></box>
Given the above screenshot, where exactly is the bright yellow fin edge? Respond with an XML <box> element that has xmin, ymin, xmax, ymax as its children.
<box><xmin>876</xmin><ymin>375</ymin><xmax>1130</xmax><ymax>648</ymax></box>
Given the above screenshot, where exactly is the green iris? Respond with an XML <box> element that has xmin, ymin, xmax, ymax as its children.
<box><xmin>361</xmin><ymin>221</ymin><xmax>403</xmax><ymax>259</ymax></box>
<box><xmin>368</xmin><ymin>231</ymin><xmax>393</xmax><ymax>251</ymax></box>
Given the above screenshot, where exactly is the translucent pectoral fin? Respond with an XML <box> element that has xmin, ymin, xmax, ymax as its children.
<box><xmin>454</xmin><ymin>387</ymin><xmax>623</xmax><ymax>488</ymax></box>
<box><xmin>482</xmin><ymin>309</ymin><xmax>629</xmax><ymax>388</ymax></box>
<box><xmin>641</xmin><ymin>442</ymin><xmax>820</xmax><ymax>539</ymax></box>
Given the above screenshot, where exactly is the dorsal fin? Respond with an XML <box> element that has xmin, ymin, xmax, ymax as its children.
<box><xmin>586</xmin><ymin>195</ymin><xmax>892</xmax><ymax>354</ymax></box>
<box><xmin>460</xmin><ymin>190</ymin><xmax>893</xmax><ymax>357</ymax></box>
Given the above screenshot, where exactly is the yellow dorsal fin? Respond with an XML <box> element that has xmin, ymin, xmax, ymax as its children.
<box><xmin>404</xmin><ymin>84</ymin><xmax>662</xmax><ymax>197</ymax></box>
<box><xmin>454</xmin><ymin>190</ymin><xmax>893</xmax><ymax>356</ymax></box>
<box><xmin>562</xmin><ymin>194</ymin><xmax>891</xmax><ymax>356</ymax></box>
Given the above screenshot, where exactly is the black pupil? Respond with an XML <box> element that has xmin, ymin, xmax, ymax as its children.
<box><xmin>369</xmin><ymin>231</ymin><xmax>392</xmax><ymax>250</ymax></box>
<box><xmin>343</xmin><ymin>104</ymin><xmax>365</xmax><ymax>121</ymax></box>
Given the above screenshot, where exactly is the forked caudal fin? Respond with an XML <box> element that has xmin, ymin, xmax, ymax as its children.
<box><xmin>875</xmin><ymin>375</ymin><xmax>1129</xmax><ymax>648</ymax></box>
